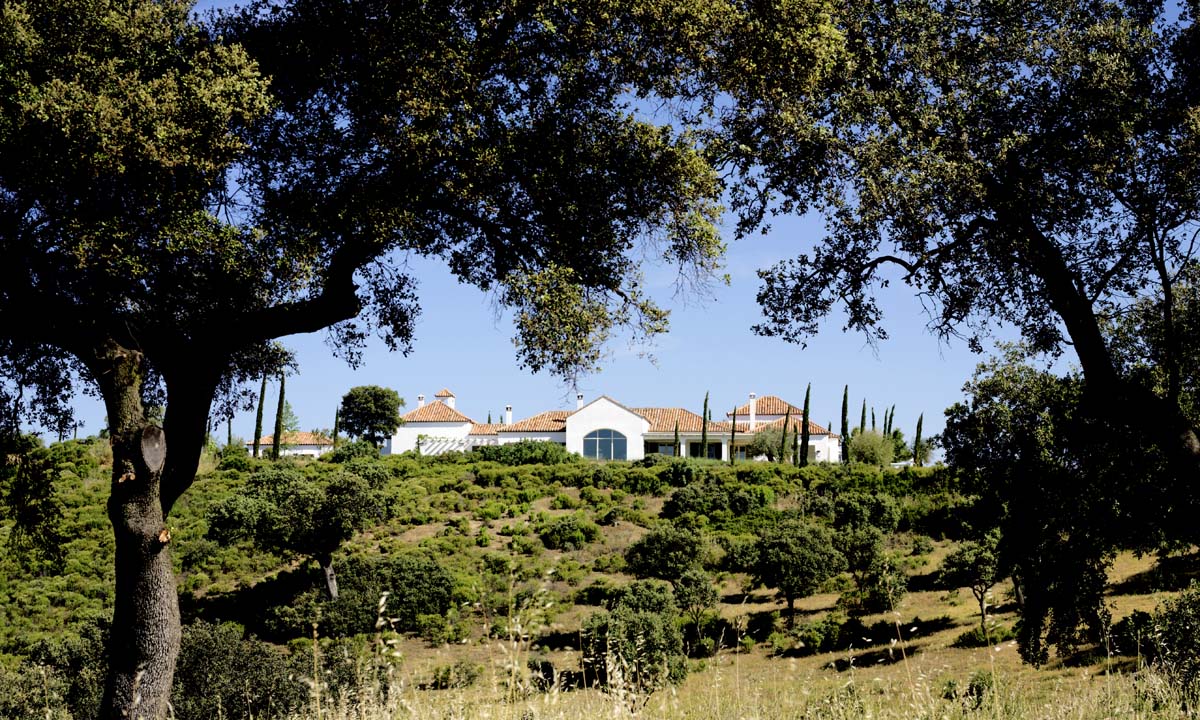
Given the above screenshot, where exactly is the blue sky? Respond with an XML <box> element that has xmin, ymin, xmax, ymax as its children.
<box><xmin>59</xmin><ymin>1</ymin><xmax>1026</xmax><ymax>449</ymax></box>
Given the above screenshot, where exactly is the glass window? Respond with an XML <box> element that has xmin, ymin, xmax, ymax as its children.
<box><xmin>584</xmin><ymin>429</ymin><xmax>627</xmax><ymax>460</ymax></box>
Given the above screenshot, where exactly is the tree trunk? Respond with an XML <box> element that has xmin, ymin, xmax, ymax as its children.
<box><xmin>272</xmin><ymin>372</ymin><xmax>285</xmax><ymax>459</ymax></box>
<box><xmin>95</xmin><ymin>342</ymin><xmax>180</xmax><ymax>720</ymax></box>
<box><xmin>976</xmin><ymin>590</ymin><xmax>987</xmax><ymax>637</ymax></box>
<box><xmin>253</xmin><ymin>373</ymin><xmax>266</xmax><ymax>458</ymax></box>
<box><xmin>320</xmin><ymin>556</ymin><xmax>339</xmax><ymax>600</ymax></box>
<box><xmin>786</xmin><ymin>596</ymin><xmax>795</xmax><ymax>629</ymax></box>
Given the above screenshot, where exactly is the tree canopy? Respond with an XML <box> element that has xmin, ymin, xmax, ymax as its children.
<box><xmin>724</xmin><ymin>0</ymin><xmax>1200</xmax><ymax>477</ymax></box>
<box><xmin>338</xmin><ymin>385</ymin><xmax>403</xmax><ymax>446</ymax></box>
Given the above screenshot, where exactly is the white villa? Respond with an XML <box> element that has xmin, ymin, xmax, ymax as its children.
<box><xmin>384</xmin><ymin>389</ymin><xmax>841</xmax><ymax>462</ymax></box>
<box><xmin>246</xmin><ymin>431</ymin><xmax>335</xmax><ymax>458</ymax></box>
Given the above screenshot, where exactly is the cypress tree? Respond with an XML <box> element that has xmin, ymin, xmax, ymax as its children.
<box><xmin>859</xmin><ymin>399</ymin><xmax>867</xmax><ymax>434</ymax></box>
<box><xmin>888</xmin><ymin>405</ymin><xmax>896</xmax><ymax>435</ymax></box>
<box><xmin>673</xmin><ymin>420</ymin><xmax>680</xmax><ymax>456</ymax></box>
<box><xmin>792</xmin><ymin>431</ymin><xmax>799</xmax><ymax>466</ymax></box>
<box><xmin>913</xmin><ymin>414</ymin><xmax>924</xmax><ymax>467</ymax></box>
<box><xmin>226</xmin><ymin>417</ymin><xmax>232</xmax><ymax>447</ymax></box>
<box><xmin>487</xmin><ymin>411</ymin><xmax>492</xmax><ymax>424</ymax></box>
<box><xmin>252</xmin><ymin>373</ymin><xmax>267</xmax><ymax>458</ymax></box>
<box><xmin>729</xmin><ymin>408</ymin><xmax>737</xmax><ymax>465</ymax></box>
<box><xmin>800</xmin><ymin>383</ymin><xmax>812</xmax><ymax>467</ymax></box>
<box><xmin>840</xmin><ymin>385</ymin><xmax>850</xmax><ymax>463</ymax></box>
<box><xmin>871</xmin><ymin>407</ymin><xmax>876</xmax><ymax>432</ymax></box>
<box><xmin>779</xmin><ymin>407</ymin><xmax>791</xmax><ymax>462</ymax></box>
<box><xmin>332</xmin><ymin>408</ymin><xmax>340</xmax><ymax>447</ymax></box>
<box><xmin>701</xmin><ymin>391</ymin><xmax>709</xmax><ymax>457</ymax></box>
<box><xmin>272</xmin><ymin>372</ymin><xmax>286</xmax><ymax>459</ymax></box>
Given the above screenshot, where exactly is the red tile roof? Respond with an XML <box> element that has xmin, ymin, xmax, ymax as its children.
<box><xmin>248</xmin><ymin>431</ymin><xmax>332</xmax><ymax>446</ymax></box>
<box><xmin>468</xmin><ymin>423</ymin><xmax>504</xmax><ymax>436</ymax></box>
<box><xmin>632</xmin><ymin>407</ymin><xmax>712</xmax><ymax>433</ymax></box>
<box><xmin>401</xmin><ymin>401</ymin><xmax>473</xmax><ymax>423</ymax></box>
<box><xmin>727</xmin><ymin>395</ymin><xmax>805</xmax><ymax>417</ymax></box>
<box><xmin>434</xmin><ymin>388</ymin><xmax>456</xmax><ymax>397</ymax></box>
<box><xmin>501</xmin><ymin>410</ymin><xmax>571</xmax><ymax>432</ymax></box>
<box><xmin>755</xmin><ymin>416</ymin><xmax>832</xmax><ymax>436</ymax></box>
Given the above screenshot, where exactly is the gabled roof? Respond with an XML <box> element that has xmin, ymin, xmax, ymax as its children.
<box><xmin>632</xmin><ymin>407</ymin><xmax>712</xmax><ymax>433</ymax></box>
<box><xmin>401</xmin><ymin>401</ymin><xmax>473</xmax><ymax>423</ymax></box>
<box><xmin>501</xmin><ymin>410</ymin><xmax>571</xmax><ymax>433</ymax></box>
<box><xmin>756</xmin><ymin>416</ymin><xmax>833</xmax><ymax>436</ymax></box>
<box><xmin>576</xmin><ymin>395</ymin><xmax>648</xmax><ymax>420</ymax></box>
<box><xmin>468</xmin><ymin>423</ymin><xmax>504</xmax><ymax>436</ymax></box>
<box><xmin>434</xmin><ymin>388</ymin><xmax>455</xmax><ymax>397</ymax></box>
<box><xmin>727</xmin><ymin>395</ymin><xmax>805</xmax><ymax>417</ymax></box>
<box><xmin>247</xmin><ymin>431</ymin><xmax>333</xmax><ymax>447</ymax></box>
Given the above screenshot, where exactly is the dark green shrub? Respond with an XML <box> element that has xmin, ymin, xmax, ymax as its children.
<box><xmin>172</xmin><ymin>621</ymin><xmax>306</xmax><ymax>720</ymax></box>
<box><xmin>1150</xmin><ymin>583</ymin><xmax>1200</xmax><ymax>696</ymax></box>
<box><xmin>218</xmin><ymin>443</ymin><xmax>252</xmax><ymax>471</ymax></box>
<box><xmin>428</xmin><ymin>660</ymin><xmax>483</xmax><ymax>689</ymax></box>
<box><xmin>581</xmin><ymin>580</ymin><xmax>687</xmax><ymax>692</ymax></box>
<box><xmin>472</xmin><ymin>441</ymin><xmax>577</xmax><ymax>466</ymax></box>
<box><xmin>537</xmin><ymin>513</ymin><xmax>599</xmax><ymax>551</ymax></box>
<box><xmin>1109</xmin><ymin>610</ymin><xmax>1154</xmax><ymax>657</ymax></box>
<box><xmin>625</xmin><ymin>524</ymin><xmax>707</xmax><ymax>580</ymax></box>
<box><xmin>327</xmin><ymin>439</ymin><xmax>380</xmax><ymax>463</ymax></box>
<box><xmin>951</xmin><ymin>623</ymin><xmax>1016</xmax><ymax>648</ymax></box>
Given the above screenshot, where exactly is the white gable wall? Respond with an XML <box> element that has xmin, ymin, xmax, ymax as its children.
<box><xmin>388</xmin><ymin>421</ymin><xmax>472</xmax><ymax>454</ymax></box>
<box><xmin>565</xmin><ymin>397</ymin><xmax>651</xmax><ymax>461</ymax></box>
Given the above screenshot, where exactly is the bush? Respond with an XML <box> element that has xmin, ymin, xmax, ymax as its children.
<box><xmin>951</xmin><ymin>623</ymin><xmax>1016</xmax><ymax>648</ymax></box>
<box><xmin>848</xmin><ymin>431</ymin><xmax>894</xmax><ymax>466</ymax></box>
<box><xmin>172</xmin><ymin>621</ymin><xmax>306</xmax><ymax>719</ymax></box>
<box><xmin>327</xmin><ymin>439</ymin><xmax>381</xmax><ymax>463</ymax></box>
<box><xmin>537</xmin><ymin>513</ymin><xmax>600</xmax><ymax>551</ymax></box>
<box><xmin>428</xmin><ymin>660</ymin><xmax>483</xmax><ymax>689</ymax></box>
<box><xmin>472</xmin><ymin>441</ymin><xmax>578</xmax><ymax>466</ymax></box>
<box><xmin>1109</xmin><ymin>610</ymin><xmax>1154</xmax><ymax>657</ymax></box>
<box><xmin>624</xmin><ymin>524</ymin><xmax>708</xmax><ymax>581</ymax></box>
<box><xmin>581</xmin><ymin>580</ymin><xmax>687</xmax><ymax>693</ymax></box>
<box><xmin>218</xmin><ymin>443</ymin><xmax>252</xmax><ymax>471</ymax></box>
<box><xmin>1150</xmin><ymin>583</ymin><xmax>1200</xmax><ymax>696</ymax></box>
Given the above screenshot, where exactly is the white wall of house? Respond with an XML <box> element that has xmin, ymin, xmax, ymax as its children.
<box><xmin>565</xmin><ymin>398</ymin><xmax>650</xmax><ymax>461</ymax></box>
<box><xmin>497</xmin><ymin>431</ymin><xmax>566</xmax><ymax>445</ymax></box>
<box><xmin>245</xmin><ymin>443</ymin><xmax>332</xmax><ymax>458</ymax></box>
<box><xmin>388</xmin><ymin>421</ymin><xmax>472</xmax><ymax>454</ymax></box>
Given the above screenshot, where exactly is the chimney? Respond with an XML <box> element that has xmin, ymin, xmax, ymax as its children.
<box><xmin>504</xmin><ymin>404</ymin><xmax>513</xmax><ymax>425</ymax></box>
<box><xmin>749</xmin><ymin>392</ymin><xmax>757</xmax><ymax>430</ymax></box>
<box><xmin>446</xmin><ymin>395</ymin><xmax>456</xmax><ymax>410</ymax></box>
<box><xmin>417</xmin><ymin>394</ymin><xmax>425</xmax><ymax>408</ymax></box>
<box><xmin>576</xmin><ymin>393</ymin><xmax>585</xmax><ymax>410</ymax></box>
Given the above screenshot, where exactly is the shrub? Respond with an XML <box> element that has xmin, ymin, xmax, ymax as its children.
<box><xmin>1109</xmin><ymin>610</ymin><xmax>1154</xmax><ymax>657</ymax></box>
<box><xmin>951</xmin><ymin>623</ymin><xmax>1016</xmax><ymax>648</ymax></box>
<box><xmin>581</xmin><ymin>580</ymin><xmax>687</xmax><ymax>693</ymax></box>
<box><xmin>537</xmin><ymin>513</ymin><xmax>599</xmax><ymax>551</ymax></box>
<box><xmin>172</xmin><ymin>621</ymin><xmax>306</xmax><ymax>719</ymax></box>
<box><xmin>473</xmin><ymin>441</ymin><xmax>577</xmax><ymax>466</ymax></box>
<box><xmin>327</xmin><ymin>439</ymin><xmax>380</xmax><ymax>463</ymax></box>
<box><xmin>428</xmin><ymin>660</ymin><xmax>483</xmax><ymax>689</ymax></box>
<box><xmin>1150</xmin><ymin>583</ymin><xmax>1200</xmax><ymax>696</ymax></box>
<box><xmin>848</xmin><ymin>431</ymin><xmax>894</xmax><ymax>466</ymax></box>
<box><xmin>624</xmin><ymin>524</ymin><xmax>708</xmax><ymax>581</ymax></box>
<box><xmin>218</xmin><ymin>443</ymin><xmax>252</xmax><ymax>471</ymax></box>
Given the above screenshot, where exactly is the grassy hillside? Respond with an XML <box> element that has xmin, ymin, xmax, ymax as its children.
<box><xmin>0</xmin><ymin>438</ymin><xmax>1194</xmax><ymax>718</ymax></box>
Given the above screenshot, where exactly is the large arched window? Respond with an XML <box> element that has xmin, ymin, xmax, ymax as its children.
<box><xmin>584</xmin><ymin>429</ymin><xmax>627</xmax><ymax>460</ymax></box>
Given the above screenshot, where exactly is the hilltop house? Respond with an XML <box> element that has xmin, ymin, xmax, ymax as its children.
<box><xmin>246</xmin><ymin>431</ymin><xmax>335</xmax><ymax>458</ymax></box>
<box><xmin>385</xmin><ymin>389</ymin><xmax>841</xmax><ymax>462</ymax></box>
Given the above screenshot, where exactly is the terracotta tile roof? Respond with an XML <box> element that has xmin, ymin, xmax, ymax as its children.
<box><xmin>434</xmin><ymin>388</ymin><xmax>455</xmax><ymax>397</ymax></box>
<box><xmin>248</xmin><ymin>431</ymin><xmax>332</xmax><ymax>446</ymax></box>
<box><xmin>468</xmin><ymin>423</ymin><xmax>504</xmax><ymax>436</ymax></box>
<box><xmin>401</xmin><ymin>401</ymin><xmax>474</xmax><ymax>423</ymax></box>
<box><xmin>501</xmin><ymin>410</ymin><xmax>571</xmax><ymax>432</ymax></box>
<box><xmin>755</xmin><ymin>416</ymin><xmax>832</xmax><ymax>436</ymax></box>
<box><xmin>632</xmin><ymin>407</ymin><xmax>715</xmax><ymax>433</ymax></box>
<box><xmin>727</xmin><ymin>395</ymin><xmax>805</xmax><ymax>417</ymax></box>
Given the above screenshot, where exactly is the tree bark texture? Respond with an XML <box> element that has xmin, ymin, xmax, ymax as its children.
<box><xmin>94</xmin><ymin>342</ymin><xmax>180</xmax><ymax>720</ymax></box>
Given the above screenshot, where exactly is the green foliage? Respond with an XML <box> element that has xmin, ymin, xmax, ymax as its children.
<box><xmin>206</xmin><ymin>466</ymin><xmax>389</xmax><ymax>592</ymax></box>
<box><xmin>581</xmin><ymin>580</ymin><xmax>687</xmax><ymax>693</ymax></box>
<box><xmin>753</xmin><ymin>518</ymin><xmax>845</xmax><ymax>621</ymax></box>
<box><xmin>537</xmin><ymin>513</ymin><xmax>599</xmax><ymax>551</ymax></box>
<box><xmin>800</xmin><ymin>384</ymin><xmax>811</xmax><ymax>467</ymax></box>
<box><xmin>326</xmin><ymin>440</ymin><xmax>380</xmax><ymax>464</ymax></box>
<box><xmin>625</xmin><ymin>523</ymin><xmax>708</xmax><ymax>581</ymax></box>
<box><xmin>673</xmin><ymin>567</ymin><xmax>719</xmax><ymax>629</ymax></box>
<box><xmin>940</xmin><ymin>530</ymin><xmax>1003</xmax><ymax>632</ymax></box>
<box><xmin>848</xmin><ymin>431</ymin><xmax>894</xmax><ymax>466</ymax></box>
<box><xmin>472</xmin><ymin>441</ymin><xmax>578</xmax><ymax>466</ymax></box>
<box><xmin>1149</xmin><ymin>584</ymin><xmax>1200</xmax><ymax>697</ymax></box>
<box><xmin>338</xmin><ymin>386</ymin><xmax>404</xmax><ymax>446</ymax></box>
<box><xmin>172</xmin><ymin>621</ymin><xmax>306</xmax><ymax>720</ymax></box>
<box><xmin>951</xmin><ymin>623</ymin><xmax>1016</xmax><ymax>649</ymax></box>
<box><xmin>662</xmin><ymin>477</ymin><xmax>774</xmax><ymax>528</ymax></box>
<box><xmin>0</xmin><ymin>434</ymin><xmax>67</xmax><ymax>574</ymax></box>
